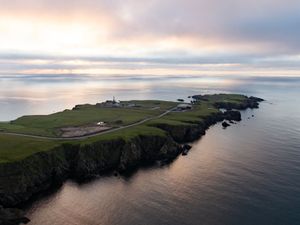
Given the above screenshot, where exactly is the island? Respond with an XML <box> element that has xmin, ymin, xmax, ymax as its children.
<box><xmin>0</xmin><ymin>94</ymin><xmax>263</xmax><ymax>224</ymax></box>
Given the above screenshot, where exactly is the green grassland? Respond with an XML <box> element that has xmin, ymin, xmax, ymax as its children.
<box><xmin>193</xmin><ymin>93</ymin><xmax>247</xmax><ymax>104</ymax></box>
<box><xmin>0</xmin><ymin>134</ymin><xmax>61</xmax><ymax>163</ymax></box>
<box><xmin>0</xmin><ymin>125</ymin><xmax>167</xmax><ymax>163</ymax></box>
<box><xmin>0</xmin><ymin>94</ymin><xmax>249</xmax><ymax>163</ymax></box>
<box><xmin>121</xmin><ymin>100</ymin><xmax>177</xmax><ymax>111</ymax></box>
<box><xmin>149</xmin><ymin>102</ymin><xmax>219</xmax><ymax>126</ymax></box>
<box><xmin>81</xmin><ymin>125</ymin><xmax>167</xmax><ymax>144</ymax></box>
<box><xmin>0</xmin><ymin>100</ymin><xmax>178</xmax><ymax>137</ymax></box>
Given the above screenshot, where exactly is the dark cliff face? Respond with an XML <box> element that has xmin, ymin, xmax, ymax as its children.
<box><xmin>153</xmin><ymin>123</ymin><xmax>205</xmax><ymax>143</ymax></box>
<box><xmin>71</xmin><ymin>140</ymin><xmax>124</xmax><ymax>178</ymax></box>
<box><xmin>152</xmin><ymin>111</ymin><xmax>241</xmax><ymax>143</ymax></box>
<box><xmin>0</xmin><ymin>205</ymin><xmax>29</xmax><ymax>225</ymax></box>
<box><xmin>0</xmin><ymin>135</ymin><xmax>181</xmax><ymax>209</ymax></box>
<box><xmin>119</xmin><ymin>135</ymin><xmax>180</xmax><ymax>171</ymax></box>
<box><xmin>0</xmin><ymin>146</ymin><xmax>69</xmax><ymax>207</ymax></box>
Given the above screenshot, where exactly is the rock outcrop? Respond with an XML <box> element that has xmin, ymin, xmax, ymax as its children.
<box><xmin>0</xmin><ymin>205</ymin><xmax>29</xmax><ymax>225</ymax></box>
<box><xmin>222</xmin><ymin>121</ymin><xmax>230</xmax><ymax>128</ymax></box>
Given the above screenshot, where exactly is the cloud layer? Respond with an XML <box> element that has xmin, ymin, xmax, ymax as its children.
<box><xmin>1</xmin><ymin>0</ymin><xmax>300</xmax><ymax>75</ymax></box>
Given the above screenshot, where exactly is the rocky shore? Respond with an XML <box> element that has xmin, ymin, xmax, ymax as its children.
<box><xmin>0</xmin><ymin>95</ymin><xmax>263</xmax><ymax>225</ymax></box>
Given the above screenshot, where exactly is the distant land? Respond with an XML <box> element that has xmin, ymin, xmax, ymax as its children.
<box><xmin>0</xmin><ymin>94</ymin><xmax>263</xmax><ymax>225</ymax></box>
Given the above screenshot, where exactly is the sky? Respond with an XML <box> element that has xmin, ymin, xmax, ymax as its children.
<box><xmin>1</xmin><ymin>0</ymin><xmax>300</xmax><ymax>77</ymax></box>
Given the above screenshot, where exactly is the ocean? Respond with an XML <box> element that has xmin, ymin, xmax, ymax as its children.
<box><xmin>1</xmin><ymin>74</ymin><xmax>299</xmax><ymax>225</ymax></box>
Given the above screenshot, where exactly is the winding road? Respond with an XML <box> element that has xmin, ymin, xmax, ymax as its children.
<box><xmin>0</xmin><ymin>107</ymin><xmax>177</xmax><ymax>141</ymax></box>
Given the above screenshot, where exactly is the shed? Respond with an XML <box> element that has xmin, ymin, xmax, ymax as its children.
<box><xmin>177</xmin><ymin>103</ymin><xmax>192</xmax><ymax>110</ymax></box>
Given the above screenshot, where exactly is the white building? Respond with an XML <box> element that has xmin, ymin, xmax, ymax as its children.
<box><xmin>177</xmin><ymin>103</ymin><xmax>192</xmax><ymax>110</ymax></box>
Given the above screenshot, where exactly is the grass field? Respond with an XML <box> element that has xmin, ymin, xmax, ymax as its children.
<box><xmin>0</xmin><ymin>100</ymin><xmax>178</xmax><ymax>137</ymax></box>
<box><xmin>192</xmin><ymin>93</ymin><xmax>247</xmax><ymax>103</ymax></box>
<box><xmin>0</xmin><ymin>125</ymin><xmax>166</xmax><ymax>163</ymax></box>
<box><xmin>0</xmin><ymin>94</ymin><xmax>249</xmax><ymax>163</ymax></box>
<box><xmin>149</xmin><ymin>102</ymin><xmax>219</xmax><ymax>126</ymax></box>
<box><xmin>0</xmin><ymin>134</ymin><xmax>61</xmax><ymax>163</ymax></box>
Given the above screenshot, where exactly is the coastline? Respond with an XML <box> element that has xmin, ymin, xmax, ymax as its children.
<box><xmin>0</xmin><ymin>94</ymin><xmax>263</xmax><ymax>225</ymax></box>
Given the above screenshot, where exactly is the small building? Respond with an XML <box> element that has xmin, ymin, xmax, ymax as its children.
<box><xmin>97</xmin><ymin>121</ymin><xmax>106</xmax><ymax>126</ymax></box>
<box><xmin>177</xmin><ymin>103</ymin><xmax>192</xmax><ymax>111</ymax></box>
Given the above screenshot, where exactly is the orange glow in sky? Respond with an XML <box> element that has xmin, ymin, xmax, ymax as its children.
<box><xmin>0</xmin><ymin>0</ymin><xmax>300</xmax><ymax>76</ymax></box>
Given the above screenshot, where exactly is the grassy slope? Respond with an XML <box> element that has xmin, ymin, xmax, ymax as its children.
<box><xmin>149</xmin><ymin>102</ymin><xmax>219</xmax><ymax>126</ymax></box>
<box><xmin>0</xmin><ymin>126</ymin><xmax>166</xmax><ymax>163</ymax></box>
<box><xmin>0</xmin><ymin>100</ymin><xmax>177</xmax><ymax>137</ymax></box>
<box><xmin>0</xmin><ymin>134</ymin><xmax>61</xmax><ymax>163</ymax></box>
<box><xmin>194</xmin><ymin>93</ymin><xmax>246</xmax><ymax>104</ymax></box>
<box><xmin>81</xmin><ymin>125</ymin><xmax>167</xmax><ymax>144</ymax></box>
<box><xmin>0</xmin><ymin>95</ymin><xmax>248</xmax><ymax>163</ymax></box>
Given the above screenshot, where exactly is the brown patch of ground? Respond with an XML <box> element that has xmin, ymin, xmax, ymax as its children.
<box><xmin>60</xmin><ymin>125</ymin><xmax>111</xmax><ymax>138</ymax></box>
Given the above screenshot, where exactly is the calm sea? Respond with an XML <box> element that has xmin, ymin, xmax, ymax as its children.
<box><xmin>1</xmin><ymin>74</ymin><xmax>299</xmax><ymax>225</ymax></box>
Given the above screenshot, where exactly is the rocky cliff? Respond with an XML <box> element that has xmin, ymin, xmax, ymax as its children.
<box><xmin>0</xmin><ymin>135</ymin><xmax>180</xmax><ymax>209</ymax></box>
<box><xmin>0</xmin><ymin>95</ymin><xmax>263</xmax><ymax>225</ymax></box>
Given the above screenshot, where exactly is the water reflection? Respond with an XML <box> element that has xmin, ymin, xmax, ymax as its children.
<box><xmin>1</xmin><ymin>74</ymin><xmax>299</xmax><ymax>121</ymax></box>
<box><xmin>23</xmin><ymin>79</ymin><xmax>300</xmax><ymax>225</ymax></box>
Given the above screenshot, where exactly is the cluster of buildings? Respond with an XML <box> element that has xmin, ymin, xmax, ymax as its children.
<box><xmin>98</xmin><ymin>97</ymin><xmax>192</xmax><ymax>111</ymax></box>
<box><xmin>97</xmin><ymin>97</ymin><xmax>137</xmax><ymax>108</ymax></box>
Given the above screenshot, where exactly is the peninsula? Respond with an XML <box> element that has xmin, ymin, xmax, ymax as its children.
<box><xmin>0</xmin><ymin>94</ymin><xmax>263</xmax><ymax>225</ymax></box>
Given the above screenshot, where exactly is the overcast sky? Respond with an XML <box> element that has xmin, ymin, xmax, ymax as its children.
<box><xmin>1</xmin><ymin>0</ymin><xmax>300</xmax><ymax>76</ymax></box>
